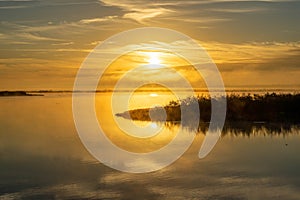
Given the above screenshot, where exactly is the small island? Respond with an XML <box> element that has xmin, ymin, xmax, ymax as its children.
<box><xmin>0</xmin><ymin>91</ymin><xmax>43</xmax><ymax>97</ymax></box>
<box><xmin>116</xmin><ymin>93</ymin><xmax>300</xmax><ymax>123</ymax></box>
<box><xmin>116</xmin><ymin>93</ymin><xmax>300</xmax><ymax>135</ymax></box>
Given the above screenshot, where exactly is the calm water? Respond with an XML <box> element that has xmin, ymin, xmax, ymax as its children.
<box><xmin>1</xmin><ymin>93</ymin><xmax>300</xmax><ymax>199</ymax></box>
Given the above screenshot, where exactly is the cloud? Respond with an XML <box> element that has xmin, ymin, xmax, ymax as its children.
<box><xmin>18</xmin><ymin>32</ymin><xmax>63</xmax><ymax>41</ymax></box>
<box><xmin>0</xmin><ymin>17</ymin><xmax>131</xmax><ymax>48</ymax></box>
<box><xmin>123</xmin><ymin>7</ymin><xmax>171</xmax><ymax>23</ymax></box>
<box><xmin>79</xmin><ymin>15</ymin><xmax>118</xmax><ymax>24</ymax></box>
<box><xmin>51</xmin><ymin>42</ymin><xmax>74</xmax><ymax>46</ymax></box>
<box><xmin>209</xmin><ymin>7</ymin><xmax>267</xmax><ymax>13</ymax></box>
<box><xmin>200</xmin><ymin>41</ymin><xmax>300</xmax><ymax>64</ymax></box>
<box><xmin>100</xmin><ymin>0</ymin><xmax>174</xmax><ymax>23</ymax></box>
<box><xmin>0</xmin><ymin>0</ymin><xmax>36</xmax><ymax>9</ymax></box>
<box><xmin>0</xmin><ymin>21</ymin><xmax>66</xmax><ymax>44</ymax></box>
<box><xmin>98</xmin><ymin>0</ymin><xmax>273</xmax><ymax>24</ymax></box>
<box><xmin>0</xmin><ymin>5</ymin><xmax>28</xmax><ymax>9</ymax></box>
<box><xmin>0</xmin><ymin>0</ymin><xmax>98</xmax><ymax>10</ymax></box>
<box><xmin>0</xmin><ymin>33</ymin><xmax>6</xmax><ymax>39</ymax></box>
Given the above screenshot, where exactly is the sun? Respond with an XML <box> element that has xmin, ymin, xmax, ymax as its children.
<box><xmin>149</xmin><ymin>93</ymin><xmax>158</xmax><ymax>97</ymax></box>
<box><xmin>147</xmin><ymin>52</ymin><xmax>161</xmax><ymax>65</ymax></box>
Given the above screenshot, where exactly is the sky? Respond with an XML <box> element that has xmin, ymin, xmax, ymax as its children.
<box><xmin>0</xmin><ymin>0</ymin><xmax>300</xmax><ymax>90</ymax></box>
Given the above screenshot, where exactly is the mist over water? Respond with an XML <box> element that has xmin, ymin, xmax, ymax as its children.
<box><xmin>1</xmin><ymin>92</ymin><xmax>300</xmax><ymax>199</ymax></box>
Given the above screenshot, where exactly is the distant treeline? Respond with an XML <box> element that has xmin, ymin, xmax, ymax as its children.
<box><xmin>116</xmin><ymin>93</ymin><xmax>300</xmax><ymax>123</ymax></box>
<box><xmin>0</xmin><ymin>91</ymin><xmax>43</xmax><ymax>96</ymax></box>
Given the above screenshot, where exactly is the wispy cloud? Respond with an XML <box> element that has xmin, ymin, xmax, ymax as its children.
<box><xmin>99</xmin><ymin>0</ymin><xmax>275</xmax><ymax>24</ymax></box>
<box><xmin>0</xmin><ymin>5</ymin><xmax>28</xmax><ymax>9</ymax></box>
<box><xmin>202</xmin><ymin>41</ymin><xmax>300</xmax><ymax>64</ymax></box>
<box><xmin>100</xmin><ymin>0</ymin><xmax>173</xmax><ymax>23</ymax></box>
<box><xmin>209</xmin><ymin>7</ymin><xmax>267</xmax><ymax>13</ymax></box>
<box><xmin>79</xmin><ymin>15</ymin><xmax>118</xmax><ymax>24</ymax></box>
<box><xmin>123</xmin><ymin>8</ymin><xmax>171</xmax><ymax>23</ymax></box>
<box><xmin>9</xmin><ymin>41</ymin><xmax>33</xmax><ymax>45</ymax></box>
<box><xmin>51</xmin><ymin>42</ymin><xmax>74</xmax><ymax>46</ymax></box>
<box><xmin>18</xmin><ymin>32</ymin><xmax>63</xmax><ymax>41</ymax></box>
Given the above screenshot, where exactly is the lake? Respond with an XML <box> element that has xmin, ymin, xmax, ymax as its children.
<box><xmin>1</xmin><ymin>92</ymin><xmax>300</xmax><ymax>199</ymax></box>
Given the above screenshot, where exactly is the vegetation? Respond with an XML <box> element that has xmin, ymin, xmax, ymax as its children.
<box><xmin>0</xmin><ymin>91</ymin><xmax>39</xmax><ymax>96</ymax></box>
<box><xmin>116</xmin><ymin>93</ymin><xmax>300</xmax><ymax>123</ymax></box>
<box><xmin>115</xmin><ymin>93</ymin><xmax>300</xmax><ymax>136</ymax></box>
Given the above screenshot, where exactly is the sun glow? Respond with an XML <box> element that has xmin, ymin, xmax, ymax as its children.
<box><xmin>147</xmin><ymin>52</ymin><xmax>161</xmax><ymax>65</ymax></box>
<box><xmin>149</xmin><ymin>93</ymin><xmax>158</xmax><ymax>97</ymax></box>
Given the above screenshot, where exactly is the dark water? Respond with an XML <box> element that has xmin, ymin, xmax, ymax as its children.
<box><xmin>1</xmin><ymin>93</ymin><xmax>300</xmax><ymax>199</ymax></box>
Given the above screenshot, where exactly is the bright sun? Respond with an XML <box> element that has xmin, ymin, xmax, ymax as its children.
<box><xmin>147</xmin><ymin>52</ymin><xmax>161</xmax><ymax>65</ymax></box>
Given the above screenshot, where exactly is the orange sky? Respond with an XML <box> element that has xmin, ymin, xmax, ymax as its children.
<box><xmin>1</xmin><ymin>0</ymin><xmax>300</xmax><ymax>90</ymax></box>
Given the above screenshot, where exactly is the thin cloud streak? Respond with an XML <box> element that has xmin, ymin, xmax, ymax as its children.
<box><xmin>79</xmin><ymin>16</ymin><xmax>118</xmax><ymax>24</ymax></box>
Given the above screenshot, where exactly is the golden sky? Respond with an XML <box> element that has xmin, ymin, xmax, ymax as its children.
<box><xmin>1</xmin><ymin>0</ymin><xmax>300</xmax><ymax>90</ymax></box>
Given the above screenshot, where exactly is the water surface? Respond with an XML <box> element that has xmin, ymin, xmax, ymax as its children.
<box><xmin>1</xmin><ymin>93</ymin><xmax>300</xmax><ymax>199</ymax></box>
